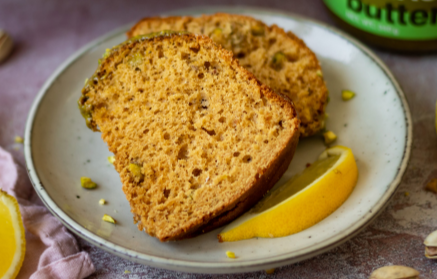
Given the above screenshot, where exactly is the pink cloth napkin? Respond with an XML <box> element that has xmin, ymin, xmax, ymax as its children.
<box><xmin>0</xmin><ymin>147</ymin><xmax>95</xmax><ymax>279</ymax></box>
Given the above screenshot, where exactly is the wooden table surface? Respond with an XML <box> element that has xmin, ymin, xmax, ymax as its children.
<box><xmin>1</xmin><ymin>0</ymin><xmax>437</xmax><ymax>278</ymax></box>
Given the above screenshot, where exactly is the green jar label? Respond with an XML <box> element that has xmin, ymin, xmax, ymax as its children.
<box><xmin>324</xmin><ymin>0</ymin><xmax>437</xmax><ymax>40</ymax></box>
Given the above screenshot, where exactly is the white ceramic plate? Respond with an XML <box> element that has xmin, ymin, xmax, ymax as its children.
<box><xmin>24</xmin><ymin>7</ymin><xmax>412</xmax><ymax>274</ymax></box>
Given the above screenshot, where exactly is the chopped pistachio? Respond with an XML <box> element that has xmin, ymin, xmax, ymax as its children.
<box><xmin>99</xmin><ymin>199</ymin><xmax>106</xmax><ymax>205</ymax></box>
<box><xmin>265</xmin><ymin>268</ymin><xmax>275</xmax><ymax>274</ymax></box>
<box><xmin>316</xmin><ymin>70</ymin><xmax>323</xmax><ymax>77</ymax></box>
<box><xmin>124</xmin><ymin>270</ymin><xmax>131</xmax><ymax>274</ymax></box>
<box><xmin>107</xmin><ymin>156</ymin><xmax>116</xmax><ymax>164</ymax></box>
<box><xmin>226</xmin><ymin>251</ymin><xmax>236</xmax><ymax>259</ymax></box>
<box><xmin>251</xmin><ymin>24</ymin><xmax>265</xmax><ymax>36</ymax></box>
<box><xmin>127</xmin><ymin>52</ymin><xmax>144</xmax><ymax>68</ymax></box>
<box><xmin>102</xmin><ymin>214</ymin><xmax>116</xmax><ymax>224</ymax></box>
<box><xmin>342</xmin><ymin>90</ymin><xmax>356</xmax><ymax>101</ymax></box>
<box><xmin>80</xmin><ymin>177</ymin><xmax>97</xmax><ymax>189</ymax></box>
<box><xmin>129</xmin><ymin>163</ymin><xmax>144</xmax><ymax>179</ymax></box>
<box><xmin>271</xmin><ymin>52</ymin><xmax>287</xmax><ymax>70</ymax></box>
<box><xmin>14</xmin><ymin>136</ymin><xmax>24</xmax><ymax>144</ymax></box>
<box><xmin>102</xmin><ymin>48</ymin><xmax>111</xmax><ymax>59</ymax></box>
<box><xmin>84</xmin><ymin>78</ymin><xmax>89</xmax><ymax>86</ymax></box>
<box><xmin>211</xmin><ymin>28</ymin><xmax>223</xmax><ymax>37</ymax></box>
<box><xmin>323</xmin><ymin>131</ymin><xmax>337</xmax><ymax>145</ymax></box>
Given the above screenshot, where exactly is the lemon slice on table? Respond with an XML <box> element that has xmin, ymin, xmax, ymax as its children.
<box><xmin>218</xmin><ymin>145</ymin><xmax>358</xmax><ymax>242</ymax></box>
<box><xmin>0</xmin><ymin>190</ymin><xmax>26</xmax><ymax>279</ymax></box>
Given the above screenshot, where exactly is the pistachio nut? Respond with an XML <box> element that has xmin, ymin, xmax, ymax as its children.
<box><xmin>342</xmin><ymin>90</ymin><xmax>356</xmax><ymax>101</ymax></box>
<box><xmin>129</xmin><ymin>163</ymin><xmax>144</xmax><ymax>180</ymax></box>
<box><xmin>102</xmin><ymin>214</ymin><xmax>116</xmax><ymax>224</ymax></box>
<box><xmin>271</xmin><ymin>51</ymin><xmax>287</xmax><ymax>70</ymax></box>
<box><xmin>251</xmin><ymin>24</ymin><xmax>265</xmax><ymax>36</ymax></box>
<box><xmin>80</xmin><ymin>177</ymin><xmax>97</xmax><ymax>189</ymax></box>
<box><xmin>211</xmin><ymin>28</ymin><xmax>223</xmax><ymax>37</ymax></box>
<box><xmin>369</xmin><ymin>265</ymin><xmax>420</xmax><ymax>279</ymax></box>
<box><xmin>323</xmin><ymin>130</ymin><xmax>337</xmax><ymax>145</ymax></box>
<box><xmin>424</xmin><ymin>229</ymin><xmax>437</xmax><ymax>259</ymax></box>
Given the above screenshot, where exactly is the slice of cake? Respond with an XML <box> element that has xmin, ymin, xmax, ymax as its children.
<box><xmin>78</xmin><ymin>31</ymin><xmax>300</xmax><ymax>241</ymax></box>
<box><xmin>128</xmin><ymin>14</ymin><xmax>329</xmax><ymax>137</ymax></box>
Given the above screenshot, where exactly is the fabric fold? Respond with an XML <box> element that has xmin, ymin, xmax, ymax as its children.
<box><xmin>0</xmin><ymin>147</ymin><xmax>95</xmax><ymax>279</ymax></box>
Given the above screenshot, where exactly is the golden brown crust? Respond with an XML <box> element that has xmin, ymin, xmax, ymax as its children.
<box><xmin>127</xmin><ymin>13</ymin><xmax>328</xmax><ymax>137</ymax></box>
<box><xmin>81</xmin><ymin>33</ymin><xmax>300</xmax><ymax>241</ymax></box>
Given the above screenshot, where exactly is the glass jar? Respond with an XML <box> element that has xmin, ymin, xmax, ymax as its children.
<box><xmin>323</xmin><ymin>0</ymin><xmax>437</xmax><ymax>52</ymax></box>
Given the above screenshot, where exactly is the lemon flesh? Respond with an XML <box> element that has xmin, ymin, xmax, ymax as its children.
<box><xmin>252</xmin><ymin>154</ymin><xmax>340</xmax><ymax>213</ymax></box>
<box><xmin>0</xmin><ymin>190</ymin><xmax>26</xmax><ymax>279</ymax></box>
<box><xmin>218</xmin><ymin>145</ymin><xmax>358</xmax><ymax>242</ymax></box>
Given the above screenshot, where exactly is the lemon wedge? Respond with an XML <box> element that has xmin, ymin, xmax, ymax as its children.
<box><xmin>0</xmin><ymin>190</ymin><xmax>26</xmax><ymax>279</ymax></box>
<box><xmin>218</xmin><ymin>146</ymin><xmax>358</xmax><ymax>242</ymax></box>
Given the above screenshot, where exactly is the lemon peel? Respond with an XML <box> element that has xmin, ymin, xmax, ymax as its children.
<box><xmin>218</xmin><ymin>146</ymin><xmax>358</xmax><ymax>242</ymax></box>
<box><xmin>0</xmin><ymin>190</ymin><xmax>26</xmax><ymax>279</ymax></box>
<box><xmin>99</xmin><ymin>199</ymin><xmax>106</xmax><ymax>205</ymax></box>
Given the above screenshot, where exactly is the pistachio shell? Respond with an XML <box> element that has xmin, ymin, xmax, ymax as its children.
<box><xmin>424</xmin><ymin>230</ymin><xmax>437</xmax><ymax>258</ymax></box>
<box><xmin>0</xmin><ymin>29</ymin><xmax>13</xmax><ymax>63</ymax></box>
<box><xmin>369</xmin><ymin>265</ymin><xmax>420</xmax><ymax>279</ymax></box>
<box><xmin>425</xmin><ymin>247</ymin><xmax>437</xmax><ymax>259</ymax></box>
<box><xmin>424</xmin><ymin>230</ymin><xmax>437</xmax><ymax>246</ymax></box>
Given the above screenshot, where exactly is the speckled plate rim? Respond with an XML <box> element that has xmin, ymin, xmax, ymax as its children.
<box><xmin>24</xmin><ymin>6</ymin><xmax>413</xmax><ymax>273</ymax></box>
